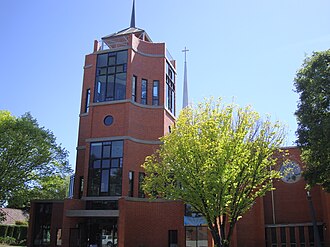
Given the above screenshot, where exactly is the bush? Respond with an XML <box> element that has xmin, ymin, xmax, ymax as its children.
<box><xmin>0</xmin><ymin>236</ymin><xmax>16</xmax><ymax>245</ymax></box>
<box><xmin>0</xmin><ymin>225</ymin><xmax>6</xmax><ymax>237</ymax></box>
<box><xmin>0</xmin><ymin>225</ymin><xmax>27</xmax><ymax>245</ymax></box>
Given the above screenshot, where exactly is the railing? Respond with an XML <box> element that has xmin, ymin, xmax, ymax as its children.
<box><xmin>166</xmin><ymin>48</ymin><xmax>174</xmax><ymax>62</ymax></box>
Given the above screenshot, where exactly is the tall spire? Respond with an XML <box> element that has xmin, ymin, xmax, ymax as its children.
<box><xmin>130</xmin><ymin>0</ymin><xmax>136</xmax><ymax>28</ymax></box>
<box><xmin>182</xmin><ymin>47</ymin><xmax>189</xmax><ymax>109</ymax></box>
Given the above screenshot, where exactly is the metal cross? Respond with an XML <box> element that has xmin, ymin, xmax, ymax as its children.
<box><xmin>182</xmin><ymin>46</ymin><xmax>189</xmax><ymax>62</ymax></box>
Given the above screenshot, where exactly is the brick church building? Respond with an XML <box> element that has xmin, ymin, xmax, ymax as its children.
<box><xmin>28</xmin><ymin>2</ymin><xmax>330</xmax><ymax>247</ymax></box>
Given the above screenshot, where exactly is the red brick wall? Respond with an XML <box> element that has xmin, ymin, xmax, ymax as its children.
<box><xmin>118</xmin><ymin>198</ymin><xmax>185</xmax><ymax>247</ymax></box>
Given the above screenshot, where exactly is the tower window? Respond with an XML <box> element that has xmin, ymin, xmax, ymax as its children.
<box><xmin>141</xmin><ymin>79</ymin><xmax>147</xmax><ymax>105</ymax></box>
<box><xmin>152</xmin><ymin>80</ymin><xmax>159</xmax><ymax>105</ymax></box>
<box><xmin>128</xmin><ymin>171</ymin><xmax>134</xmax><ymax>197</ymax></box>
<box><xmin>88</xmin><ymin>141</ymin><xmax>124</xmax><ymax>196</ymax></box>
<box><xmin>94</xmin><ymin>50</ymin><xmax>128</xmax><ymax>103</ymax></box>
<box><xmin>104</xmin><ymin>115</ymin><xmax>114</xmax><ymax>126</ymax></box>
<box><xmin>166</xmin><ymin>62</ymin><xmax>175</xmax><ymax>115</ymax></box>
<box><xmin>85</xmin><ymin>89</ymin><xmax>91</xmax><ymax>113</ymax></box>
<box><xmin>132</xmin><ymin>75</ymin><xmax>137</xmax><ymax>102</ymax></box>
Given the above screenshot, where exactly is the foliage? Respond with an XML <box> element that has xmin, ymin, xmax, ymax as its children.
<box><xmin>0</xmin><ymin>236</ymin><xmax>16</xmax><ymax>245</ymax></box>
<box><xmin>7</xmin><ymin>175</ymin><xmax>71</xmax><ymax>209</ymax></box>
<box><xmin>294</xmin><ymin>50</ymin><xmax>330</xmax><ymax>191</ymax></box>
<box><xmin>0</xmin><ymin>110</ymin><xmax>72</xmax><ymax>209</ymax></box>
<box><xmin>142</xmin><ymin>98</ymin><xmax>285</xmax><ymax>247</ymax></box>
<box><xmin>0</xmin><ymin>224</ymin><xmax>27</xmax><ymax>245</ymax></box>
<box><xmin>0</xmin><ymin>210</ymin><xmax>5</xmax><ymax>224</ymax></box>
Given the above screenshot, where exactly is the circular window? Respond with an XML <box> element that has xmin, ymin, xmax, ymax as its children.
<box><xmin>104</xmin><ymin>115</ymin><xmax>114</xmax><ymax>126</ymax></box>
<box><xmin>280</xmin><ymin>161</ymin><xmax>302</xmax><ymax>183</ymax></box>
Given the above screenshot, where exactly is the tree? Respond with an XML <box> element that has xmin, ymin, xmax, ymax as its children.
<box><xmin>142</xmin><ymin>99</ymin><xmax>285</xmax><ymax>247</ymax></box>
<box><xmin>6</xmin><ymin>175</ymin><xmax>71</xmax><ymax>209</ymax></box>
<box><xmin>294</xmin><ymin>50</ymin><xmax>330</xmax><ymax>191</ymax></box>
<box><xmin>0</xmin><ymin>110</ymin><xmax>72</xmax><ymax>209</ymax></box>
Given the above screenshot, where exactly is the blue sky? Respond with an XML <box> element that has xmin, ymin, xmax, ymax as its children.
<box><xmin>1</xmin><ymin>0</ymin><xmax>330</xmax><ymax>168</ymax></box>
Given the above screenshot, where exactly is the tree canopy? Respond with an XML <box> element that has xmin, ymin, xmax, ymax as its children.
<box><xmin>142</xmin><ymin>99</ymin><xmax>285</xmax><ymax>247</ymax></box>
<box><xmin>294</xmin><ymin>50</ymin><xmax>330</xmax><ymax>191</ymax></box>
<box><xmin>0</xmin><ymin>110</ymin><xmax>72</xmax><ymax>209</ymax></box>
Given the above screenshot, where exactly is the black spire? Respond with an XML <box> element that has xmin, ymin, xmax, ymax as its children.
<box><xmin>130</xmin><ymin>0</ymin><xmax>136</xmax><ymax>28</ymax></box>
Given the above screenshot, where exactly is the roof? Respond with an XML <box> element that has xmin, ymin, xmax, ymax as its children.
<box><xmin>102</xmin><ymin>27</ymin><xmax>152</xmax><ymax>42</ymax></box>
<box><xmin>1</xmin><ymin>208</ymin><xmax>29</xmax><ymax>225</ymax></box>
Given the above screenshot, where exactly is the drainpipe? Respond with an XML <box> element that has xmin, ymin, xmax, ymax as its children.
<box><xmin>307</xmin><ymin>190</ymin><xmax>321</xmax><ymax>247</ymax></box>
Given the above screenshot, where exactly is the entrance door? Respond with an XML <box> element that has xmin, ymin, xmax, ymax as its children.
<box><xmin>87</xmin><ymin>218</ymin><xmax>118</xmax><ymax>247</ymax></box>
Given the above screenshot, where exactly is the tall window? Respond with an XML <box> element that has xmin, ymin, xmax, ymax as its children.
<box><xmin>152</xmin><ymin>80</ymin><xmax>159</xmax><ymax>105</ymax></box>
<box><xmin>88</xmin><ymin>141</ymin><xmax>123</xmax><ymax>196</ymax></box>
<box><xmin>85</xmin><ymin>89</ymin><xmax>91</xmax><ymax>113</ymax></box>
<box><xmin>132</xmin><ymin>75</ymin><xmax>137</xmax><ymax>102</ymax></box>
<box><xmin>141</xmin><ymin>79</ymin><xmax>147</xmax><ymax>104</ymax></box>
<box><xmin>128</xmin><ymin>171</ymin><xmax>134</xmax><ymax>197</ymax></box>
<box><xmin>94</xmin><ymin>50</ymin><xmax>128</xmax><ymax>102</ymax></box>
<box><xmin>166</xmin><ymin>62</ymin><xmax>175</xmax><ymax>115</ymax></box>
<box><xmin>138</xmin><ymin>172</ymin><xmax>145</xmax><ymax>198</ymax></box>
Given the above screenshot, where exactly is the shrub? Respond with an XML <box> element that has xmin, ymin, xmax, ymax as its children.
<box><xmin>0</xmin><ymin>236</ymin><xmax>17</xmax><ymax>245</ymax></box>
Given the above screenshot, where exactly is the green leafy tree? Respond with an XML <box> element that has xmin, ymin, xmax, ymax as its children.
<box><xmin>294</xmin><ymin>50</ymin><xmax>330</xmax><ymax>191</ymax></box>
<box><xmin>7</xmin><ymin>175</ymin><xmax>71</xmax><ymax>209</ymax></box>
<box><xmin>142</xmin><ymin>99</ymin><xmax>285</xmax><ymax>247</ymax></box>
<box><xmin>0</xmin><ymin>110</ymin><xmax>72</xmax><ymax>210</ymax></box>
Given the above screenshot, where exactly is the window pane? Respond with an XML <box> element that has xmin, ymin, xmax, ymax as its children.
<box><xmin>108</xmin><ymin>66</ymin><xmax>115</xmax><ymax>74</ymax></box>
<box><xmin>132</xmin><ymin>76</ymin><xmax>137</xmax><ymax>101</ymax></box>
<box><xmin>116</xmin><ymin>50</ymin><xmax>128</xmax><ymax>64</ymax></box>
<box><xmin>115</xmin><ymin>73</ymin><xmax>126</xmax><ymax>100</ymax></box>
<box><xmin>103</xmin><ymin>144</ymin><xmax>111</xmax><ymax>158</ymax></box>
<box><xmin>90</xmin><ymin>143</ymin><xmax>102</xmax><ymax>160</ymax></box>
<box><xmin>141</xmin><ymin>79</ymin><xmax>147</xmax><ymax>104</ymax></box>
<box><xmin>102</xmin><ymin>159</ymin><xmax>110</xmax><ymax>168</ymax></box>
<box><xmin>108</xmin><ymin>56</ymin><xmax>116</xmax><ymax>66</ymax></box>
<box><xmin>101</xmin><ymin>170</ymin><xmax>109</xmax><ymax>192</ymax></box>
<box><xmin>153</xmin><ymin>80</ymin><xmax>159</xmax><ymax>97</ymax></box>
<box><xmin>93</xmin><ymin>160</ymin><xmax>101</xmax><ymax>169</ymax></box>
<box><xmin>97</xmin><ymin>54</ymin><xmax>108</xmax><ymax>67</ymax></box>
<box><xmin>111</xmin><ymin>141</ymin><xmax>123</xmax><ymax>158</ymax></box>
<box><xmin>116</xmin><ymin>65</ymin><xmax>124</xmax><ymax>73</ymax></box>
<box><xmin>111</xmin><ymin>159</ymin><xmax>120</xmax><ymax>168</ymax></box>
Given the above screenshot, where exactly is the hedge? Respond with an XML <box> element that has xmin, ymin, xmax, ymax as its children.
<box><xmin>0</xmin><ymin>224</ymin><xmax>27</xmax><ymax>241</ymax></box>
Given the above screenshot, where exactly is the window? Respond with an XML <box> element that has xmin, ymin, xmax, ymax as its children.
<box><xmin>166</xmin><ymin>62</ymin><xmax>175</xmax><ymax>115</ymax></box>
<box><xmin>88</xmin><ymin>141</ymin><xmax>123</xmax><ymax>196</ymax></box>
<box><xmin>289</xmin><ymin>227</ymin><xmax>296</xmax><ymax>247</ymax></box>
<box><xmin>128</xmin><ymin>171</ymin><xmax>134</xmax><ymax>197</ymax></box>
<box><xmin>68</xmin><ymin>175</ymin><xmax>74</xmax><ymax>198</ymax></box>
<box><xmin>141</xmin><ymin>79</ymin><xmax>147</xmax><ymax>104</ymax></box>
<box><xmin>33</xmin><ymin>203</ymin><xmax>52</xmax><ymax>246</ymax></box>
<box><xmin>308</xmin><ymin>226</ymin><xmax>314</xmax><ymax>247</ymax></box>
<box><xmin>168</xmin><ymin>230</ymin><xmax>178</xmax><ymax>247</ymax></box>
<box><xmin>185</xmin><ymin>226</ymin><xmax>207</xmax><ymax>247</ymax></box>
<box><xmin>104</xmin><ymin>115</ymin><xmax>114</xmax><ymax>126</ymax></box>
<box><xmin>271</xmin><ymin>228</ymin><xmax>277</xmax><ymax>247</ymax></box>
<box><xmin>280</xmin><ymin>227</ymin><xmax>286</xmax><ymax>247</ymax></box>
<box><xmin>79</xmin><ymin>176</ymin><xmax>84</xmax><ymax>199</ymax></box>
<box><xmin>132</xmin><ymin>76</ymin><xmax>137</xmax><ymax>101</ymax></box>
<box><xmin>152</xmin><ymin>80</ymin><xmax>159</xmax><ymax>105</ymax></box>
<box><xmin>299</xmin><ymin>226</ymin><xmax>305</xmax><ymax>247</ymax></box>
<box><xmin>138</xmin><ymin>172</ymin><xmax>145</xmax><ymax>198</ymax></box>
<box><xmin>94</xmin><ymin>50</ymin><xmax>128</xmax><ymax>102</ymax></box>
<box><xmin>85</xmin><ymin>89</ymin><xmax>90</xmax><ymax>113</ymax></box>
